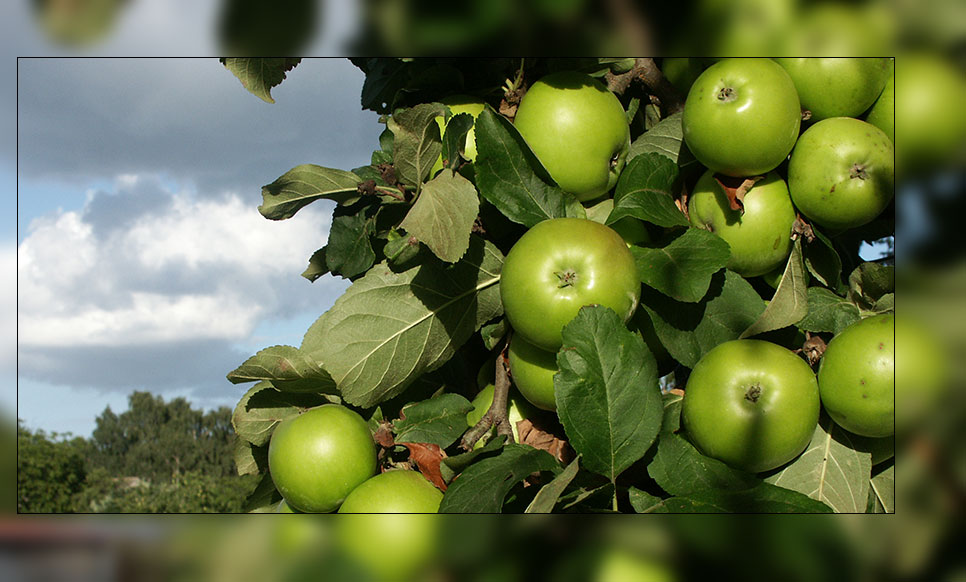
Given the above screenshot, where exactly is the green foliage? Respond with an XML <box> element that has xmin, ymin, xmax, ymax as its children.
<box><xmin>18</xmin><ymin>392</ymin><xmax>257</xmax><ymax>513</ymax></box>
<box><xmin>17</xmin><ymin>422</ymin><xmax>89</xmax><ymax>512</ymax></box>
<box><xmin>223</xmin><ymin>58</ymin><xmax>896</xmax><ymax>514</ymax></box>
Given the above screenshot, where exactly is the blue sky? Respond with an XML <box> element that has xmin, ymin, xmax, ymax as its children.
<box><xmin>9</xmin><ymin>4</ymin><xmax>378</xmax><ymax>437</ymax></box>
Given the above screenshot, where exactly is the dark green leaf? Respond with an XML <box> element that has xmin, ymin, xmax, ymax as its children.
<box><xmin>661</xmin><ymin>391</ymin><xmax>684</xmax><ymax>434</ymax></box>
<box><xmin>474</xmin><ymin>107</ymin><xmax>584</xmax><ymax>227</ymax></box>
<box><xmin>741</xmin><ymin>239</ymin><xmax>808</xmax><ymax>338</ymax></box>
<box><xmin>848</xmin><ymin>262</ymin><xmax>895</xmax><ymax>311</ymax></box>
<box><xmin>326</xmin><ymin>206</ymin><xmax>377</xmax><ymax>279</ymax></box>
<box><xmin>647</xmin><ymin>432</ymin><xmax>760</xmax><ymax>496</ymax></box>
<box><xmin>233</xmin><ymin>439</ymin><xmax>268</xmax><ymax>477</ymax></box>
<box><xmin>356</xmin><ymin>58</ymin><xmax>409</xmax><ymax>114</ymax></box>
<box><xmin>442</xmin><ymin>112</ymin><xmax>474</xmax><ymax>170</ymax></box>
<box><xmin>388</xmin><ymin>103</ymin><xmax>447</xmax><ymax>188</ymax></box>
<box><xmin>869</xmin><ymin>461</ymin><xmax>894</xmax><ymax>513</ymax></box>
<box><xmin>608</xmin><ymin>153</ymin><xmax>689</xmax><ymax>228</ymax></box>
<box><xmin>440</xmin><ymin>435</ymin><xmax>507</xmax><ymax>483</ymax></box>
<box><xmin>221</xmin><ymin>58</ymin><xmax>301</xmax><ymax>104</ymax></box>
<box><xmin>642</xmin><ymin>271</ymin><xmax>765</xmax><ymax>368</ymax></box>
<box><xmin>627</xmin><ymin>112</ymin><xmax>695</xmax><ymax>168</ymax></box>
<box><xmin>301</xmin><ymin>248</ymin><xmax>329</xmax><ymax>282</ymax></box>
<box><xmin>399</xmin><ymin>169</ymin><xmax>480</xmax><ymax>263</ymax></box>
<box><xmin>525</xmin><ymin>456</ymin><xmax>581</xmax><ymax>513</ymax></box>
<box><xmin>628</xmin><ymin>487</ymin><xmax>665</xmax><ymax>513</ymax></box>
<box><xmin>480</xmin><ymin>319</ymin><xmax>507</xmax><ymax>351</ymax></box>
<box><xmin>231</xmin><ymin>382</ymin><xmax>332</xmax><ymax>447</ymax></box>
<box><xmin>243</xmin><ymin>472</ymin><xmax>283</xmax><ymax>512</ymax></box>
<box><xmin>556</xmin><ymin>306</ymin><xmax>662</xmax><ymax>482</ymax></box>
<box><xmin>798</xmin><ymin>287</ymin><xmax>861</xmax><ymax>334</ymax></box>
<box><xmin>630</xmin><ymin>228</ymin><xmax>730</xmax><ymax>302</ymax></box>
<box><xmin>650</xmin><ymin>486</ymin><xmax>833</xmax><ymax>513</ymax></box>
<box><xmin>804</xmin><ymin>226</ymin><xmax>842</xmax><ymax>289</ymax></box>
<box><xmin>393</xmin><ymin>393</ymin><xmax>475</xmax><ymax>449</ymax></box>
<box><xmin>439</xmin><ymin>444</ymin><xmax>559</xmax><ymax>513</ymax></box>
<box><xmin>259</xmin><ymin>164</ymin><xmax>363</xmax><ymax>220</ymax></box>
<box><xmin>303</xmin><ymin>237</ymin><xmax>504</xmax><ymax>408</ymax></box>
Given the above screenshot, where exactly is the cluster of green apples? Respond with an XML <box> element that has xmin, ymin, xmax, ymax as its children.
<box><xmin>683</xmin><ymin>57</ymin><xmax>895</xmax><ymax>277</ymax></box>
<box><xmin>267</xmin><ymin>404</ymin><xmax>442</xmax><ymax>513</ymax></box>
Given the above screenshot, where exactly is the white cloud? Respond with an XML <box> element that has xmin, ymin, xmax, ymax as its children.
<box><xmin>18</xmin><ymin>174</ymin><xmax>343</xmax><ymax>350</ymax></box>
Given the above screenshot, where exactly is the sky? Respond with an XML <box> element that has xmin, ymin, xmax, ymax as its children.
<box><xmin>8</xmin><ymin>2</ymin><xmax>378</xmax><ymax>437</ymax></box>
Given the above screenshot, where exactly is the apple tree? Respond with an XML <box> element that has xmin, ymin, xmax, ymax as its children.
<box><xmin>223</xmin><ymin>57</ymin><xmax>895</xmax><ymax>513</ymax></box>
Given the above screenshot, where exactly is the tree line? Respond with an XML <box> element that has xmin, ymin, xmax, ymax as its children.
<box><xmin>17</xmin><ymin>391</ymin><xmax>257</xmax><ymax>513</ymax></box>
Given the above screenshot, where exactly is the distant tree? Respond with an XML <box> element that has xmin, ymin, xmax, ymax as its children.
<box><xmin>90</xmin><ymin>391</ymin><xmax>237</xmax><ymax>481</ymax></box>
<box><xmin>17</xmin><ymin>421</ymin><xmax>90</xmax><ymax>513</ymax></box>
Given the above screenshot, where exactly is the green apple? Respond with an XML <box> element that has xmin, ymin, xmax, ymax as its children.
<box><xmin>788</xmin><ymin>117</ymin><xmax>894</xmax><ymax>231</ymax></box>
<box><xmin>514</xmin><ymin>71</ymin><xmax>630</xmax><ymax>201</ymax></box>
<box><xmin>776</xmin><ymin>58</ymin><xmax>891</xmax><ymax>121</ymax></box>
<box><xmin>688</xmin><ymin>170</ymin><xmax>796</xmax><ymax>277</ymax></box>
<box><xmin>683</xmin><ymin>58</ymin><xmax>801</xmax><ymax>177</ymax></box>
<box><xmin>864</xmin><ymin>60</ymin><xmax>894</xmax><ymax>143</ymax></box>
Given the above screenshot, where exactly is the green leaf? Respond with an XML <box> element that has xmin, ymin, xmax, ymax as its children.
<box><xmin>388</xmin><ymin>102</ymin><xmax>447</xmax><ymax>188</ymax></box>
<box><xmin>848</xmin><ymin>262</ymin><xmax>895</xmax><ymax>311</ymax></box>
<box><xmin>642</xmin><ymin>271</ymin><xmax>765</xmax><ymax>368</ymax></box>
<box><xmin>439</xmin><ymin>444</ymin><xmax>559</xmax><ymax>513</ymax></box>
<box><xmin>869</xmin><ymin>461</ymin><xmax>894</xmax><ymax>513</ymax></box>
<box><xmin>525</xmin><ymin>456</ymin><xmax>581</xmax><ymax>513</ymax></box>
<box><xmin>233</xmin><ymin>439</ymin><xmax>268</xmax><ymax>477</ymax></box>
<box><xmin>325</xmin><ymin>205</ymin><xmax>377</xmax><ymax>279</ymax></box>
<box><xmin>627</xmin><ymin>112</ymin><xmax>694</xmax><ymax>168</ymax></box>
<box><xmin>393</xmin><ymin>393</ymin><xmax>475</xmax><ymax>449</ymax></box>
<box><xmin>355</xmin><ymin>58</ymin><xmax>409</xmax><ymax>114</ymax></box>
<box><xmin>260</xmin><ymin>164</ymin><xmax>363</xmax><ymax>220</ymax></box>
<box><xmin>226</xmin><ymin>345</ymin><xmax>338</xmax><ymax>394</ymax></box>
<box><xmin>646</xmin><ymin>431</ymin><xmax>832</xmax><ymax>512</ymax></box>
<box><xmin>873</xmin><ymin>292</ymin><xmax>894</xmax><ymax>313</ymax></box>
<box><xmin>628</xmin><ymin>487</ymin><xmax>665</xmax><ymax>513</ymax></box>
<box><xmin>439</xmin><ymin>435</ymin><xmax>507</xmax><ymax>483</ymax></box>
<box><xmin>303</xmin><ymin>236</ymin><xmax>504</xmax><ymax>408</ymax></box>
<box><xmin>648</xmin><ymin>432</ymin><xmax>760</xmax><ymax>496</ymax></box>
<box><xmin>399</xmin><ymin>169</ymin><xmax>480</xmax><ymax>263</ymax></box>
<box><xmin>798</xmin><ymin>287</ymin><xmax>861</xmax><ymax>334</ymax></box>
<box><xmin>661</xmin><ymin>391</ymin><xmax>684</xmax><ymax>434</ymax></box>
<box><xmin>243</xmin><ymin>473</ymin><xmax>283</xmax><ymax>513</ymax></box>
<box><xmin>629</xmin><ymin>228</ymin><xmax>730</xmax><ymax>302</ymax></box>
<box><xmin>804</xmin><ymin>226</ymin><xmax>843</xmax><ymax>289</ymax></box>
<box><xmin>442</xmin><ymin>112</ymin><xmax>474</xmax><ymax>170</ymax></box>
<box><xmin>221</xmin><ymin>58</ymin><xmax>301</xmax><ymax>104</ymax></box>
<box><xmin>480</xmin><ymin>319</ymin><xmax>507</xmax><ymax>351</ymax></box>
<box><xmin>231</xmin><ymin>382</ymin><xmax>332</xmax><ymax>447</ymax></box>
<box><xmin>741</xmin><ymin>238</ymin><xmax>808</xmax><ymax>338</ymax></box>
<box><xmin>763</xmin><ymin>414</ymin><xmax>873</xmax><ymax>513</ymax></box>
<box><xmin>649</xmin><ymin>486</ymin><xmax>833</xmax><ymax>513</ymax></box>
<box><xmin>301</xmin><ymin>248</ymin><xmax>328</xmax><ymax>282</ymax></box>
<box><xmin>608</xmin><ymin>153</ymin><xmax>689</xmax><ymax>228</ymax></box>
<box><xmin>474</xmin><ymin>107</ymin><xmax>584</xmax><ymax>227</ymax></box>
<box><xmin>556</xmin><ymin>305</ymin><xmax>663</xmax><ymax>483</ymax></box>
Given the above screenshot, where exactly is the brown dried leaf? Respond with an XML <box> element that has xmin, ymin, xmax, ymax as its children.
<box><xmin>398</xmin><ymin>442</ymin><xmax>448</xmax><ymax>491</ymax></box>
<box><xmin>373</xmin><ymin>422</ymin><xmax>396</xmax><ymax>448</ymax></box>
<box><xmin>713</xmin><ymin>174</ymin><xmax>764</xmax><ymax>212</ymax></box>
<box><xmin>792</xmin><ymin>214</ymin><xmax>816</xmax><ymax>242</ymax></box>
<box><xmin>516</xmin><ymin>419</ymin><xmax>575</xmax><ymax>465</ymax></box>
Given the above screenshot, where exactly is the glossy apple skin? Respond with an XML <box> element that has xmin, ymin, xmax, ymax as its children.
<box><xmin>863</xmin><ymin>61</ymin><xmax>894</xmax><ymax>144</ymax></box>
<box><xmin>268</xmin><ymin>404</ymin><xmax>376</xmax><ymax>513</ymax></box>
<box><xmin>776</xmin><ymin>57</ymin><xmax>891</xmax><ymax>121</ymax></box>
<box><xmin>818</xmin><ymin>313</ymin><xmax>895</xmax><ymax>437</ymax></box>
<box><xmin>507</xmin><ymin>333</ymin><xmax>560</xmax><ymax>412</ymax></box>
<box><xmin>337</xmin><ymin>469</ymin><xmax>443</xmax><ymax>513</ymax></box>
<box><xmin>500</xmin><ymin>218</ymin><xmax>640</xmax><ymax>351</ymax></box>
<box><xmin>788</xmin><ymin>117</ymin><xmax>894</xmax><ymax>232</ymax></box>
<box><xmin>682</xmin><ymin>339</ymin><xmax>820</xmax><ymax>473</ymax></box>
<box><xmin>688</xmin><ymin>170</ymin><xmax>796</xmax><ymax>277</ymax></box>
<box><xmin>683</xmin><ymin>58</ymin><xmax>801</xmax><ymax>177</ymax></box>
<box><xmin>514</xmin><ymin>71</ymin><xmax>630</xmax><ymax>201</ymax></box>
